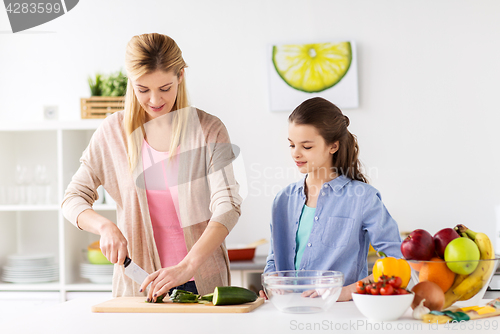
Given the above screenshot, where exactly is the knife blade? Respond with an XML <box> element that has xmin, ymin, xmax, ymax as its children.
<box><xmin>123</xmin><ymin>257</ymin><xmax>149</xmax><ymax>285</ymax></box>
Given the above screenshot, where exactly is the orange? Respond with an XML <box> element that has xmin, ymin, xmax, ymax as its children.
<box><xmin>418</xmin><ymin>257</ymin><xmax>456</xmax><ymax>293</ymax></box>
<box><xmin>409</xmin><ymin>262</ymin><xmax>423</xmax><ymax>271</ymax></box>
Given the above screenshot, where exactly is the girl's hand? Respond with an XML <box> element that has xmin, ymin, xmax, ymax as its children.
<box><xmin>259</xmin><ymin>290</ymin><xmax>268</xmax><ymax>300</ymax></box>
<box><xmin>98</xmin><ymin>222</ymin><xmax>128</xmax><ymax>265</ymax></box>
<box><xmin>338</xmin><ymin>286</ymin><xmax>354</xmax><ymax>302</ymax></box>
<box><xmin>140</xmin><ymin>261</ymin><xmax>196</xmax><ymax>302</ymax></box>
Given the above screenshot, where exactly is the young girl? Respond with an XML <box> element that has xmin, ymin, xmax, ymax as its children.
<box><xmin>262</xmin><ymin>97</ymin><xmax>402</xmax><ymax>301</ymax></box>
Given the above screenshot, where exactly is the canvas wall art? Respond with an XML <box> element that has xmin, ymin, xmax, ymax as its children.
<box><xmin>269</xmin><ymin>41</ymin><xmax>359</xmax><ymax>111</ymax></box>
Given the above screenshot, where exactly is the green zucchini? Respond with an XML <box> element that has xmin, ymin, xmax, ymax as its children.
<box><xmin>169</xmin><ymin>289</ymin><xmax>200</xmax><ymax>303</ymax></box>
<box><xmin>172</xmin><ymin>294</ymin><xmax>199</xmax><ymax>303</ymax></box>
<box><xmin>145</xmin><ymin>293</ymin><xmax>167</xmax><ymax>303</ymax></box>
<box><xmin>212</xmin><ymin>286</ymin><xmax>258</xmax><ymax>306</ymax></box>
<box><xmin>200</xmin><ymin>293</ymin><xmax>214</xmax><ymax>302</ymax></box>
<box><xmin>169</xmin><ymin>289</ymin><xmax>191</xmax><ymax>299</ymax></box>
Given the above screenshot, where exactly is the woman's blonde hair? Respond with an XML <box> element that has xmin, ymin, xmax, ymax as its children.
<box><xmin>123</xmin><ymin>33</ymin><xmax>189</xmax><ymax>171</ymax></box>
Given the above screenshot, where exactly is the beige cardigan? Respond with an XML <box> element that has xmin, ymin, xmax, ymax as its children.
<box><xmin>62</xmin><ymin>108</ymin><xmax>242</xmax><ymax>296</ymax></box>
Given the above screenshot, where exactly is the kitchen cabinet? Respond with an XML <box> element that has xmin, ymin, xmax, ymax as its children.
<box><xmin>0</xmin><ymin>120</ymin><xmax>115</xmax><ymax>301</ymax></box>
<box><xmin>0</xmin><ymin>120</ymin><xmax>258</xmax><ymax>301</ymax></box>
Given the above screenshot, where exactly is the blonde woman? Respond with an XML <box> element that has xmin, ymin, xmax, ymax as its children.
<box><xmin>62</xmin><ymin>33</ymin><xmax>242</xmax><ymax>301</ymax></box>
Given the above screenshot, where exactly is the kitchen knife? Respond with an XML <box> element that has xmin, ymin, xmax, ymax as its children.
<box><xmin>123</xmin><ymin>257</ymin><xmax>149</xmax><ymax>285</ymax></box>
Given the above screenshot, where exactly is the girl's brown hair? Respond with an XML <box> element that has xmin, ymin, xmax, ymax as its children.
<box><xmin>289</xmin><ymin>97</ymin><xmax>367</xmax><ymax>183</ymax></box>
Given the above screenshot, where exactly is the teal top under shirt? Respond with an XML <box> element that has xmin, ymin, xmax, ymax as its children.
<box><xmin>294</xmin><ymin>204</ymin><xmax>316</xmax><ymax>270</ymax></box>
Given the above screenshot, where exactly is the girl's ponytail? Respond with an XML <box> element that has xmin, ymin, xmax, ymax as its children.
<box><xmin>334</xmin><ymin>127</ymin><xmax>367</xmax><ymax>183</ymax></box>
<box><xmin>289</xmin><ymin>98</ymin><xmax>368</xmax><ymax>183</ymax></box>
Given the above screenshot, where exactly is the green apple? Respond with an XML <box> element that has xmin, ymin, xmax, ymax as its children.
<box><xmin>444</xmin><ymin>237</ymin><xmax>480</xmax><ymax>275</ymax></box>
<box><xmin>87</xmin><ymin>249</ymin><xmax>112</xmax><ymax>265</ymax></box>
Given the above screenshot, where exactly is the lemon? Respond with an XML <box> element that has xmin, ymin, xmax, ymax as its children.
<box><xmin>272</xmin><ymin>42</ymin><xmax>352</xmax><ymax>93</ymax></box>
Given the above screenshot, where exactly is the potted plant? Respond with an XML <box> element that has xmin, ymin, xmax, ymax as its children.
<box><xmin>81</xmin><ymin>70</ymin><xmax>128</xmax><ymax>119</ymax></box>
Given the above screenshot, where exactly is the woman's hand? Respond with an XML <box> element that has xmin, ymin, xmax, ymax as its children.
<box><xmin>77</xmin><ymin>209</ymin><xmax>129</xmax><ymax>265</ymax></box>
<box><xmin>140</xmin><ymin>261</ymin><xmax>196</xmax><ymax>302</ymax></box>
<box><xmin>139</xmin><ymin>221</ymin><xmax>229</xmax><ymax>301</ymax></box>
<box><xmin>99</xmin><ymin>222</ymin><xmax>129</xmax><ymax>265</ymax></box>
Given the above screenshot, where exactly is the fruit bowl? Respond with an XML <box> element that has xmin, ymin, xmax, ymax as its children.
<box><xmin>262</xmin><ymin>270</ymin><xmax>344</xmax><ymax>314</ymax></box>
<box><xmin>407</xmin><ymin>258</ymin><xmax>500</xmax><ymax>308</ymax></box>
<box><xmin>352</xmin><ymin>292</ymin><xmax>415</xmax><ymax>321</ymax></box>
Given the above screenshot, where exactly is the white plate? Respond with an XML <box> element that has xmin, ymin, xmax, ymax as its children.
<box><xmin>2</xmin><ymin>270</ymin><xmax>58</xmax><ymax>276</ymax></box>
<box><xmin>1</xmin><ymin>275</ymin><xmax>58</xmax><ymax>283</ymax></box>
<box><xmin>7</xmin><ymin>254</ymin><xmax>54</xmax><ymax>261</ymax></box>
<box><xmin>87</xmin><ymin>276</ymin><xmax>113</xmax><ymax>284</ymax></box>
<box><xmin>3</xmin><ymin>265</ymin><xmax>58</xmax><ymax>271</ymax></box>
<box><xmin>7</xmin><ymin>254</ymin><xmax>55</xmax><ymax>267</ymax></box>
<box><xmin>80</xmin><ymin>264</ymin><xmax>113</xmax><ymax>274</ymax></box>
<box><xmin>80</xmin><ymin>269</ymin><xmax>113</xmax><ymax>274</ymax></box>
<box><xmin>80</xmin><ymin>266</ymin><xmax>113</xmax><ymax>270</ymax></box>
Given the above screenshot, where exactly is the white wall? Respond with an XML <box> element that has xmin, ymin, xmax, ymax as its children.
<box><xmin>1</xmin><ymin>0</ymin><xmax>500</xmax><ymax>255</ymax></box>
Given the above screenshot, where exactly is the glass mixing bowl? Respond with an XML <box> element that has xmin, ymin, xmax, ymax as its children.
<box><xmin>262</xmin><ymin>270</ymin><xmax>344</xmax><ymax>314</ymax></box>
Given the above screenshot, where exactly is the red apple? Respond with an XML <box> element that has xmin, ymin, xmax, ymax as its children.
<box><xmin>433</xmin><ymin>228</ymin><xmax>460</xmax><ymax>259</ymax></box>
<box><xmin>401</xmin><ymin>229</ymin><xmax>435</xmax><ymax>260</ymax></box>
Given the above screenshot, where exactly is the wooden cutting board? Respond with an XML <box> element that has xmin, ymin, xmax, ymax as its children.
<box><xmin>92</xmin><ymin>297</ymin><xmax>265</xmax><ymax>313</ymax></box>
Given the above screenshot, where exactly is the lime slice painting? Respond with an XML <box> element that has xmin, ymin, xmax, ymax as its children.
<box><xmin>269</xmin><ymin>41</ymin><xmax>358</xmax><ymax>111</ymax></box>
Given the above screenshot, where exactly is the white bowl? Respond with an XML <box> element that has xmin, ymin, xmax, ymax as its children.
<box><xmin>352</xmin><ymin>292</ymin><xmax>414</xmax><ymax>321</ymax></box>
<box><xmin>262</xmin><ymin>270</ymin><xmax>344</xmax><ymax>314</ymax></box>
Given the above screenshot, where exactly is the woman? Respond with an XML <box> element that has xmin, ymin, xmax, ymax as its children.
<box><xmin>62</xmin><ymin>33</ymin><xmax>242</xmax><ymax>302</ymax></box>
<box><xmin>260</xmin><ymin>97</ymin><xmax>402</xmax><ymax>301</ymax></box>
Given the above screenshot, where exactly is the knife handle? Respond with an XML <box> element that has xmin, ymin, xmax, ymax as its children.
<box><xmin>123</xmin><ymin>256</ymin><xmax>131</xmax><ymax>267</ymax></box>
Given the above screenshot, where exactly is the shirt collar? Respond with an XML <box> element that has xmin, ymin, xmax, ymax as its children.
<box><xmin>294</xmin><ymin>174</ymin><xmax>352</xmax><ymax>194</ymax></box>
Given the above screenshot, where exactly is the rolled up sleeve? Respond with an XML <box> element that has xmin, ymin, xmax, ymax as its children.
<box><xmin>205</xmin><ymin>123</ymin><xmax>242</xmax><ymax>233</ymax></box>
<box><xmin>61</xmin><ymin>131</ymin><xmax>104</xmax><ymax>229</ymax></box>
<box><xmin>362</xmin><ymin>191</ymin><xmax>403</xmax><ymax>259</ymax></box>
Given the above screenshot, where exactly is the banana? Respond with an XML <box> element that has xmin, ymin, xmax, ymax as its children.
<box><xmin>459</xmin><ymin>285</ymin><xmax>481</xmax><ymax>301</ymax></box>
<box><xmin>443</xmin><ymin>274</ymin><xmax>468</xmax><ymax>309</ymax></box>
<box><xmin>448</xmin><ymin>225</ymin><xmax>495</xmax><ymax>304</ymax></box>
<box><xmin>457</xmin><ymin>228</ymin><xmax>495</xmax><ymax>300</ymax></box>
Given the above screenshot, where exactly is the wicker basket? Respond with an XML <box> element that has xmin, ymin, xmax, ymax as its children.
<box><xmin>80</xmin><ymin>96</ymin><xmax>125</xmax><ymax>119</ymax></box>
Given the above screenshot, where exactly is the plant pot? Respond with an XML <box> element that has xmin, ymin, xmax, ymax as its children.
<box><xmin>81</xmin><ymin>96</ymin><xmax>125</xmax><ymax>119</ymax></box>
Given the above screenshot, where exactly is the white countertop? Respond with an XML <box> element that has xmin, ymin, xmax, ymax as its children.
<box><xmin>2</xmin><ymin>296</ymin><xmax>500</xmax><ymax>334</ymax></box>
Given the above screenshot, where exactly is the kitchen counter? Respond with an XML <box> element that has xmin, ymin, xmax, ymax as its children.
<box><xmin>3</xmin><ymin>295</ymin><xmax>500</xmax><ymax>334</ymax></box>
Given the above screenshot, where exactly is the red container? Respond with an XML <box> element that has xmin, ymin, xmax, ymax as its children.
<box><xmin>227</xmin><ymin>247</ymin><xmax>256</xmax><ymax>261</ymax></box>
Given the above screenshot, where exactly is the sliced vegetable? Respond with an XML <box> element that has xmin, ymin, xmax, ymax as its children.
<box><xmin>172</xmin><ymin>294</ymin><xmax>200</xmax><ymax>303</ymax></box>
<box><xmin>212</xmin><ymin>286</ymin><xmax>258</xmax><ymax>306</ymax></box>
<box><xmin>169</xmin><ymin>289</ymin><xmax>191</xmax><ymax>299</ymax></box>
<box><xmin>145</xmin><ymin>293</ymin><xmax>167</xmax><ymax>303</ymax></box>
<box><xmin>200</xmin><ymin>293</ymin><xmax>214</xmax><ymax>302</ymax></box>
<box><xmin>169</xmin><ymin>289</ymin><xmax>199</xmax><ymax>303</ymax></box>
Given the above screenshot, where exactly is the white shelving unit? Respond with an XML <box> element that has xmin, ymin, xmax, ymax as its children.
<box><xmin>0</xmin><ymin>120</ymin><xmax>116</xmax><ymax>301</ymax></box>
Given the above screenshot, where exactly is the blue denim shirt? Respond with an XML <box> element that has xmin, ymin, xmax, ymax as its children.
<box><xmin>264</xmin><ymin>175</ymin><xmax>403</xmax><ymax>286</ymax></box>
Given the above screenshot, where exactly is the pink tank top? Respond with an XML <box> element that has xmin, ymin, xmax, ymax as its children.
<box><xmin>142</xmin><ymin>139</ymin><xmax>189</xmax><ymax>269</ymax></box>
